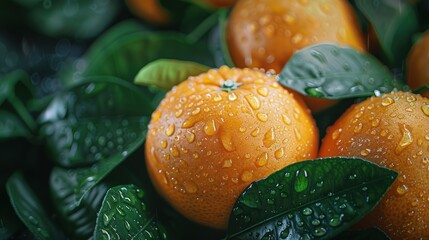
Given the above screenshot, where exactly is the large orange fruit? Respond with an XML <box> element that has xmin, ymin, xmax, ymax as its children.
<box><xmin>319</xmin><ymin>92</ymin><xmax>429</xmax><ymax>239</ymax></box>
<box><xmin>226</xmin><ymin>0</ymin><xmax>366</xmax><ymax>112</ymax></box>
<box><xmin>407</xmin><ymin>31</ymin><xmax>429</xmax><ymax>98</ymax></box>
<box><xmin>145</xmin><ymin>66</ymin><xmax>319</xmax><ymax>229</ymax></box>
<box><xmin>126</xmin><ymin>0</ymin><xmax>170</xmax><ymax>25</ymax></box>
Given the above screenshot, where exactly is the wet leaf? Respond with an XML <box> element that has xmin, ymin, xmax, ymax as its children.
<box><xmin>39</xmin><ymin>77</ymin><xmax>151</xmax><ymax>167</ymax></box>
<box><xmin>227</xmin><ymin>157</ymin><xmax>397</xmax><ymax>240</ymax></box>
<box><xmin>278</xmin><ymin>44</ymin><xmax>406</xmax><ymax>100</ymax></box>
<box><xmin>21</xmin><ymin>0</ymin><xmax>121</xmax><ymax>39</ymax></box>
<box><xmin>6</xmin><ymin>172</ymin><xmax>64</xmax><ymax>240</ymax></box>
<box><xmin>83</xmin><ymin>32</ymin><xmax>216</xmax><ymax>82</ymax></box>
<box><xmin>94</xmin><ymin>185</ymin><xmax>168</xmax><ymax>240</ymax></box>
<box><xmin>134</xmin><ymin>59</ymin><xmax>210</xmax><ymax>90</ymax></box>
<box><xmin>355</xmin><ymin>0</ymin><xmax>418</xmax><ymax>66</ymax></box>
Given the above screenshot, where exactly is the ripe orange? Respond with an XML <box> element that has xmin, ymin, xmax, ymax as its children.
<box><xmin>319</xmin><ymin>92</ymin><xmax>429</xmax><ymax>239</ymax></box>
<box><xmin>226</xmin><ymin>0</ymin><xmax>366</xmax><ymax>112</ymax></box>
<box><xmin>145</xmin><ymin>66</ymin><xmax>319</xmax><ymax>229</ymax></box>
<box><xmin>407</xmin><ymin>31</ymin><xmax>429</xmax><ymax>98</ymax></box>
<box><xmin>126</xmin><ymin>0</ymin><xmax>170</xmax><ymax>25</ymax></box>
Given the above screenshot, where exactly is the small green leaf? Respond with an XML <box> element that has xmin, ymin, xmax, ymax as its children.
<box><xmin>355</xmin><ymin>0</ymin><xmax>418</xmax><ymax>66</ymax></box>
<box><xmin>6</xmin><ymin>172</ymin><xmax>64</xmax><ymax>240</ymax></box>
<box><xmin>0</xmin><ymin>111</ymin><xmax>30</xmax><ymax>139</ymax></box>
<box><xmin>135</xmin><ymin>59</ymin><xmax>210</xmax><ymax>90</ymax></box>
<box><xmin>83</xmin><ymin>32</ymin><xmax>216</xmax><ymax>82</ymax></box>
<box><xmin>94</xmin><ymin>185</ymin><xmax>168</xmax><ymax>240</ymax></box>
<box><xmin>22</xmin><ymin>0</ymin><xmax>121</xmax><ymax>39</ymax></box>
<box><xmin>278</xmin><ymin>44</ymin><xmax>406</xmax><ymax>100</ymax></box>
<box><xmin>413</xmin><ymin>84</ymin><xmax>429</xmax><ymax>95</ymax></box>
<box><xmin>39</xmin><ymin>77</ymin><xmax>151</xmax><ymax>167</ymax></box>
<box><xmin>334</xmin><ymin>227</ymin><xmax>390</xmax><ymax>240</ymax></box>
<box><xmin>227</xmin><ymin>157</ymin><xmax>397</xmax><ymax>239</ymax></box>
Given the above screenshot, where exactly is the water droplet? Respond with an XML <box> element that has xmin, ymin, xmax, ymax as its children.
<box><xmin>354</xmin><ymin>123</ymin><xmax>363</xmax><ymax>133</ymax></box>
<box><xmin>329</xmin><ymin>216</ymin><xmax>341</xmax><ymax>227</ymax></box>
<box><xmin>280</xmin><ymin>229</ymin><xmax>289</xmax><ymax>239</ymax></box>
<box><xmin>170</xmin><ymin>146</ymin><xmax>180</xmax><ymax>157</ymax></box>
<box><xmin>257</xmin><ymin>113</ymin><xmax>268</xmax><ymax>122</ymax></box>
<box><xmin>175</xmin><ymin>109</ymin><xmax>183</xmax><ymax>117</ymax></box>
<box><xmin>371</xmin><ymin>118</ymin><xmax>380</xmax><ymax>127</ymax></box>
<box><xmin>183</xmin><ymin>180</ymin><xmax>198</xmax><ymax>193</ymax></box>
<box><xmin>165</xmin><ymin>124</ymin><xmax>175</xmax><ymax>136</ymax></box>
<box><xmin>294</xmin><ymin>170</ymin><xmax>309</xmax><ymax>192</ymax></box>
<box><xmin>257</xmin><ymin>87</ymin><xmax>268</xmax><ymax>97</ymax></box>
<box><xmin>101</xmin><ymin>229</ymin><xmax>111</xmax><ymax>240</ymax></box>
<box><xmin>124</xmin><ymin>220</ymin><xmax>131</xmax><ymax>231</ymax></box>
<box><xmin>396</xmin><ymin>125</ymin><xmax>413</xmax><ymax>154</ymax></box>
<box><xmin>204</xmin><ymin>119</ymin><xmax>218</xmax><ymax>136</ymax></box>
<box><xmin>251</xmin><ymin>127</ymin><xmax>260</xmax><ymax>137</ymax></box>
<box><xmin>182</xmin><ymin>118</ymin><xmax>196</xmax><ymax>128</ymax></box>
<box><xmin>332</xmin><ymin>128</ymin><xmax>342</xmax><ymax>140</ymax></box>
<box><xmin>223</xmin><ymin>159</ymin><xmax>232</xmax><ymax>168</ymax></box>
<box><xmin>191</xmin><ymin>107</ymin><xmax>201</xmax><ymax>115</ymax></box>
<box><xmin>245</xmin><ymin>94</ymin><xmax>261</xmax><ymax>110</ymax></box>
<box><xmin>381</xmin><ymin>96</ymin><xmax>395</xmax><ymax>106</ymax></box>
<box><xmin>241</xmin><ymin>170</ymin><xmax>253</xmax><ymax>182</ymax></box>
<box><xmin>312</xmin><ymin>219</ymin><xmax>321</xmax><ymax>226</ymax></box>
<box><xmin>186</xmin><ymin>131</ymin><xmax>195</xmax><ymax>143</ymax></box>
<box><xmin>263</xmin><ymin>128</ymin><xmax>276</xmax><ymax>147</ymax></box>
<box><xmin>266</xmin><ymin>198</ymin><xmax>275</xmax><ymax>205</ymax></box>
<box><xmin>294</xmin><ymin>128</ymin><xmax>302</xmax><ymax>140</ymax></box>
<box><xmin>103</xmin><ymin>212</ymin><xmax>114</xmax><ymax>226</ymax></box>
<box><xmin>302</xmin><ymin>207</ymin><xmax>313</xmax><ymax>216</ymax></box>
<box><xmin>221</xmin><ymin>132</ymin><xmax>235</xmax><ymax>151</ymax></box>
<box><xmin>313</xmin><ymin>227</ymin><xmax>327</xmax><ymax>237</ymax></box>
<box><xmin>239</xmin><ymin>126</ymin><xmax>247</xmax><ymax>132</ymax></box>
<box><xmin>282</xmin><ymin>114</ymin><xmax>292</xmax><ymax>125</ymax></box>
<box><xmin>421</xmin><ymin>104</ymin><xmax>429</xmax><ymax>116</ymax></box>
<box><xmin>256</xmin><ymin>152</ymin><xmax>268</xmax><ymax>167</ymax></box>
<box><xmin>275</xmin><ymin>148</ymin><xmax>285</xmax><ymax>159</ymax></box>
<box><xmin>292</xmin><ymin>33</ymin><xmax>303</xmax><ymax>44</ymax></box>
<box><xmin>396</xmin><ymin>184</ymin><xmax>408</xmax><ymax>195</ymax></box>
<box><xmin>228</xmin><ymin>92</ymin><xmax>237</xmax><ymax>101</ymax></box>
<box><xmin>360</xmin><ymin>149</ymin><xmax>370</xmax><ymax>156</ymax></box>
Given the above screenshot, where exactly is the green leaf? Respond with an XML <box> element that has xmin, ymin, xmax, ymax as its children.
<box><xmin>210</xmin><ymin>9</ymin><xmax>234</xmax><ymax>67</ymax></box>
<box><xmin>0</xmin><ymin>110</ymin><xmax>31</xmax><ymax>139</ymax></box>
<box><xmin>0</xmin><ymin>70</ymin><xmax>36</xmax><ymax>132</ymax></box>
<box><xmin>278</xmin><ymin>43</ymin><xmax>406</xmax><ymax>100</ymax></box>
<box><xmin>334</xmin><ymin>227</ymin><xmax>390</xmax><ymax>240</ymax></box>
<box><xmin>6</xmin><ymin>172</ymin><xmax>64</xmax><ymax>240</ymax></box>
<box><xmin>226</xmin><ymin>157</ymin><xmax>397</xmax><ymax>240</ymax></box>
<box><xmin>83</xmin><ymin>32</ymin><xmax>216</xmax><ymax>82</ymax></box>
<box><xmin>22</xmin><ymin>0</ymin><xmax>121</xmax><ymax>39</ymax></box>
<box><xmin>413</xmin><ymin>83</ymin><xmax>429</xmax><ymax>95</ymax></box>
<box><xmin>39</xmin><ymin>77</ymin><xmax>151</xmax><ymax>167</ymax></box>
<box><xmin>94</xmin><ymin>185</ymin><xmax>168</xmax><ymax>240</ymax></box>
<box><xmin>134</xmin><ymin>59</ymin><xmax>210</xmax><ymax>90</ymax></box>
<box><xmin>355</xmin><ymin>0</ymin><xmax>419</xmax><ymax>66</ymax></box>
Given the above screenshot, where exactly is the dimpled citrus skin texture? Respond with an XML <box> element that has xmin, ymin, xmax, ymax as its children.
<box><xmin>126</xmin><ymin>0</ymin><xmax>170</xmax><ymax>25</ymax></box>
<box><xmin>407</xmin><ymin>31</ymin><xmax>429</xmax><ymax>98</ymax></box>
<box><xmin>319</xmin><ymin>92</ymin><xmax>429</xmax><ymax>239</ymax></box>
<box><xmin>226</xmin><ymin>0</ymin><xmax>365</xmax><ymax>112</ymax></box>
<box><xmin>145</xmin><ymin>66</ymin><xmax>319</xmax><ymax>229</ymax></box>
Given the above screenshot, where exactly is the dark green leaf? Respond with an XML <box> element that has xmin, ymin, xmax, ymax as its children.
<box><xmin>6</xmin><ymin>172</ymin><xmax>64</xmax><ymax>240</ymax></box>
<box><xmin>22</xmin><ymin>0</ymin><xmax>121</xmax><ymax>39</ymax></box>
<box><xmin>134</xmin><ymin>59</ymin><xmax>210</xmax><ymax>90</ymax></box>
<box><xmin>94</xmin><ymin>185</ymin><xmax>168</xmax><ymax>240</ymax></box>
<box><xmin>227</xmin><ymin>157</ymin><xmax>397</xmax><ymax>240</ymax></box>
<box><xmin>278</xmin><ymin>44</ymin><xmax>406</xmax><ymax>100</ymax></box>
<box><xmin>413</xmin><ymin>83</ymin><xmax>429</xmax><ymax>95</ymax></box>
<box><xmin>0</xmin><ymin>110</ymin><xmax>31</xmax><ymax>139</ymax></box>
<box><xmin>83</xmin><ymin>32</ymin><xmax>216</xmax><ymax>82</ymax></box>
<box><xmin>210</xmin><ymin>9</ymin><xmax>234</xmax><ymax>67</ymax></box>
<box><xmin>39</xmin><ymin>77</ymin><xmax>151</xmax><ymax>167</ymax></box>
<box><xmin>355</xmin><ymin>0</ymin><xmax>418</xmax><ymax>66</ymax></box>
<box><xmin>334</xmin><ymin>227</ymin><xmax>390</xmax><ymax>240</ymax></box>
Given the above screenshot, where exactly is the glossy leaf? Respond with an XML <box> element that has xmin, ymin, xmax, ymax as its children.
<box><xmin>334</xmin><ymin>227</ymin><xmax>390</xmax><ymax>240</ymax></box>
<box><xmin>94</xmin><ymin>185</ymin><xmax>168</xmax><ymax>240</ymax></box>
<box><xmin>0</xmin><ymin>110</ymin><xmax>30</xmax><ymax>139</ymax></box>
<box><xmin>355</xmin><ymin>0</ymin><xmax>418</xmax><ymax>65</ymax></box>
<box><xmin>83</xmin><ymin>32</ymin><xmax>216</xmax><ymax>82</ymax></box>
<box><xmin>39</xmin><ymin>77</ymin><xmax>151</xmax><ymax>167</ymax></box>
<box><xmin>278</xmin><ymin>44</ymin><xmax>406</xmax><ymax>99</ymax></box>
<box><xmin>23</xmin><ymin>0</ymin><xmax>121</xmax><ymax>39</ymax></box>
<box><xmin>227</xmin><ymin>157</ymin><xmax>397</xmax><ymax>240</ymax></box>
<box><xmin>6</xmin><ymin>172</ymin><xmax>64</xmax><ymax>240</ymax></box>
<box><xmin>134</xmin><ymin>59</ymin><xmax>210</xmax><ymax>90</ymax></box>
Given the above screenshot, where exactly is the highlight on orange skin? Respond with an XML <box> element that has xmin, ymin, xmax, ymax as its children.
<box><xmin>407</xmin><ymin>31</ymin><xmax>429</xmax><ymax>98</ymax></box>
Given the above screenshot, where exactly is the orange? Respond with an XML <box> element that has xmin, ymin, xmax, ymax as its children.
<box><xmin>319</xmin><ymin>91</ymin><xmax>429</xmax><ymax>239</ymax></box>
<box><xmin>126</xmin><ymin>0</ymin><xmax>170</xmax><ymax>25</ymax></box>
<box><xmin>226</xmin><ymin>0</ymin><xmax>366</xmax><ymax>112</ymax></box>
<box><xmin>145</xmin><ymin>66</ymin><xmax>319</xmax><ymax>229</ymax></box>
<box><xmin>407</xmin><ymin>31</ymin><xmax>429</xmax><ymax>98</ymax></box>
